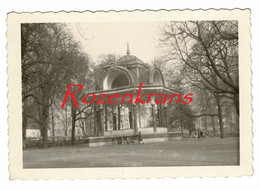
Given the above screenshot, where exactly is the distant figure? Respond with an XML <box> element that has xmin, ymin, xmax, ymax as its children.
<box><xmin>139</xmin><ymin>131</ymin><xmax>144</xmax><ymax>144</ymax></box>
<box><xmin>112</xmin><ymin>138</ymin><xmax>117</xmax><ymax>145</ymax></box>
<box><xmin>126</xmin><ymin>137</ymin><xmax>130</xmax><ymax>144</ymax></box>
<box><xmin>198</xmin><ymin>131</ymin><xmax>204</xmax><ymax>139</ymax></box>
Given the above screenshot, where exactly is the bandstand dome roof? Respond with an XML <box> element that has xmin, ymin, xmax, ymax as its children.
<box><xmin>96</xmin><ymin>43</ymin><xmax>165</xmax><ymax>91</ymax></box>
<box><xmin>116</xmin><ymin>54</ymin><xmax>144</xmax><ymax>66</ymax></box>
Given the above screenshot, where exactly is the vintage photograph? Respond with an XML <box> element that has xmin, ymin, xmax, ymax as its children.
<box><xmin>21</xmin><ymin>20</ymin><xmax>240</xmax><ymax>168</ymax></box>
<box><xmin>8</xmin><ymin>10</ymin><xmax>252</xmax><ymax>179</ymax></box>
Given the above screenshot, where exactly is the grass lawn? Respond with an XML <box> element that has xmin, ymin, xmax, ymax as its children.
<box><xmin>23</xmin><ymin>137</ymin><xmax>239</xmax><ymax>168</ymax></box>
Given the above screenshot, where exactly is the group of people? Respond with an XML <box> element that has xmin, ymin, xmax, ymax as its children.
<box><xmin>193</xmin><ymin>131</ymin><xmax>205</xmax><ymax>139</ymax></box>
<box><xmin>126</xmin><ymin>131</ymin><xmax>144</xmax><ymax>144</ymax></box>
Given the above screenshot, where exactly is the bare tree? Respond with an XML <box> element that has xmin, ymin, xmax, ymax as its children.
<box><xmin>21</xmin><ymin>23</ymin><xmax>90</xmax><ymax>148</ymax></box>
<box><xmin>159</xmin><ymin>21</ymin><xmax>238</xmax><ymax>138</ymax></box>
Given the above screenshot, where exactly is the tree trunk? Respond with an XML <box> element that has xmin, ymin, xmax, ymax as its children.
<box><xmin>80</xmin><ymin>119</ymin><xmax>86</xmax><ymax>136</ymax></box>
<box><xmin>65</xmin><ymin>105</ymin><xmax>68</xmax><ymax>136</ymax></box>
<box><xmin>180</xmin><ymin>117</ymin><xmax>184</xmax><ymax>136</ymax></box>
<box><xmin>216</xmin><ymin>96</ymin><xmax>224</xmax><ymax>139</ymax></box>
<box><xmin>71</xmin><ymin>102</ymin><xmax>76</xmax><ymax>145</ymax></box>
<box><xmin>51</xmin><ymin>104</ymin><xmax>55</xmax><ymax>142</ymax></box>
<box><xmin>234</xmin><ymin>93</ymin><xmax>239</xmax><ymax>115</ymax></box>
<box><xmin>234</xmin><ymin>106</ymin><xmax>239</xmax><ymax>134</ymax></box>
<box><xmin>211</xmin><ymin>116</ymin><xmax>216</xmax><ymax>136</ymax></box>
<box><xmin>189</xmin><ymin>129</ymin><xmax>192</xmax><ymax>136</ymax></box>
<box><xmin>204</xmin><ymin>116</ymin><xmax>208</xmax><ymax>132</ymax></box>
<box><xmin>180</xmin><ymin>104</ymin><xmax>184</xmax><ymax>136</ymax></box>
<box><xmin>22</xmin><ymin>109</ymin><xmax>28</xmax><ymax>150</ymax></box>
<box><xmin>113</xmin><ymin>112</ymin><xmax>117</xmax><ymax>130</ymax></box>
<box><xmin>42</xmin><ymin>104</ymin><xmax>49</xmax><ymax>148</ymax></box>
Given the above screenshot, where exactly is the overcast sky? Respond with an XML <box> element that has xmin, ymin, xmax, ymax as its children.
<box><xmin>68</xmin><ymin>22</ymin><xmax>163</xmax><ymax>63</ymax></box>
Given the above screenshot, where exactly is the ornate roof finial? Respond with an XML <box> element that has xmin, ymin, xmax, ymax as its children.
<box><xmin>126</xmin><ymin>41</ymin><xmax>130</xmax><ymax>55</ymax></box>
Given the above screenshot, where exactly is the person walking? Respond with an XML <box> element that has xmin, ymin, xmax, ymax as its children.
<box><xmin>138</xmin><ymin>131</ymin><xmax>144</xmax><ymax>144</ymax></box>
